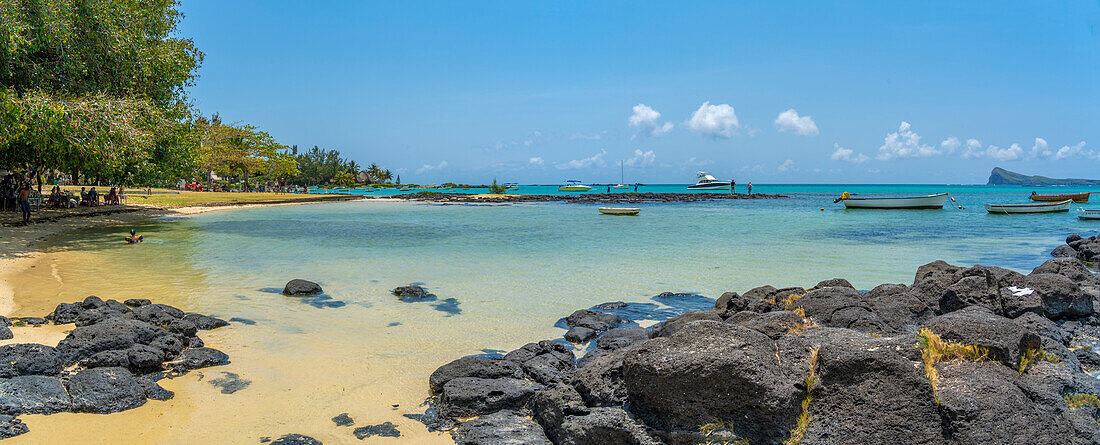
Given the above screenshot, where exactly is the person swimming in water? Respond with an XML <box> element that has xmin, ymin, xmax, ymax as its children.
<box><xmin>124</xmin><ymin>229</ymin><xmax>143</xmax><ymax>244</ymax></box>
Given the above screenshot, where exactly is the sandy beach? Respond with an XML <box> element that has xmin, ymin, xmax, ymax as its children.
<box><xmin>0</xmin><ymin>196</ymin><xmax>466</xmax><ymax>444</ymax></box>
<box><xmin>0</xmin><ymin>196</ymin><xmax>366</xmax><ymax>320</ymax></box>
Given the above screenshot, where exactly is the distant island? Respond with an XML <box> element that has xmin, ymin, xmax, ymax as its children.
<box><xmin>987</xmin><ymin>167</ymin><xmax>1100</xmax><ymax>186</ymax></box>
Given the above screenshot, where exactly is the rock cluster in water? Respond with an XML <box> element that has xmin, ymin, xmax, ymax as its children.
<box><xmin>427</xmin><ymin>234</ymin><xmax>1100</xmax><ymax>444</ymax></box>
<box><xmin>1052</xmin><ymin>233</ymin><xmax>1100</xmax><ymax>262</ymax></box>
<box><xmin>0</xmin><ymin>296</ymin><xmax>231</xmax><ymax>439</ymax></box>
<box><xmin>389</xmin><ymin>192</ymin><xmax>786</xmax><ymax>204</ymax></box>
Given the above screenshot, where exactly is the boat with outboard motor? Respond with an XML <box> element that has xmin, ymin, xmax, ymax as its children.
<box><xmin>985</xmin><ymin>200</ymin><xmax>1072</xmax><ymax>214</ymax></box>
<box><xmin>835</xmin><ymin>192</ymin><xmax>949</xmax><ymax>209</ymax></box>
<box><xmin>1029</xmin><ymin>192</ymin><xmax>1089</xmax><ymax>203</ymax></box>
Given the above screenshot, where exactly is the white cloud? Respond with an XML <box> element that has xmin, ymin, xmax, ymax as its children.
<box><xmin>416</xmin><ymin>161</ymin><xmax>448</xmax><ymax>173</ymax></box>
<box><xmin>529</xmin><ymin>157</ymin><xmax>544</xmax><ymax>167</ymax></box>
<box><xmin>774</xmin><ymin>109</ymin><xmax>819</xmax><ymax>136</ymax></box>
<box><xmin>624</xmin><ymin>149</ymin><xmax>656</xmax><ymax>167</ymax></box>
<box><xmin>964</xmin><ymin>144</ymin><xmax>1022</xmax><ymax>161</ymax></box>
<box><xmin>941</xmin><ymin>137</ymin><xmax>961</xmax><ymax>154</ymax></box>
<box><xmin>628</xmin><ymin>104</ymin><xmax>673</xmax><ymax>137</ymax></box>
<box><xmin>960</xmin><ymin>139</ymin><xmax>1024</xmax><ymax>161</ymax></box>
<box><xmin>681</xmin><ymin>157</ymin><xmax>713</xmax><ymax>168</ymax></box>
<box><xmin>988</xmin><ymin>144</ymin><xmax>1024</xmax><ymax>161</ymax></box>
<box><xmin>556</xmin><ymin>150</ymin><xmax>608</xmax><ymax>170</ymax></box>
<box><xmin>1030</xmin><ymin>138</ymin><xmax>1050</xmax><ymax>158</ymax></box>
<box><xmin>957</xmin><ymin>138</ymin><xmax>983</xmax><ymax>158</ymax></box>
<box><xmin>742</xmin><ymin>164</ymin><xmax>764</xmax><ymax>173</ymax></box>
<box><xmin>523</xmin><ymin>130</ymin><xmax>542</xmax><ymax>147</ymax></box>
<box><xmin>777</xmin><ymin>159</ymin><xmax>798</xmax><ymax>172</ymax></box>
<box><xmin>830</xmin><ymin>143</ymin><xmax>870</xmax><ymax>163</ymax></box>
<box><xmin>1054</xmin><ymin>141</ymin><xmax>1089</xmax><ymax>160</ymax></box>
<box><xmin>569</xmin><ymin>132</ymin><xmax>604</xmax><ymax>141</ymax></box>
<box><xmin>687</xmin><ymin>102</ymin><xmax>740</xmax><ymax>138</ymax></box>
<box><xmin>876</xmin><ymin>122</ymin><xmax>939</xmax><ymax>160</ymax></box>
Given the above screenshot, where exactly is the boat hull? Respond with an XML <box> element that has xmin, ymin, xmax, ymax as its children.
<box><xmin>1030</xmin><ymin>192</ymin><xmax>1089</xmax><ymax>203</ymax></box>
<box><xmin>598</xmin><ymin>207</ymin><xmax>640</xmax><ymax>215</ymax></box>
<box><xmin>1077</xmin><ymin>209</ymin><xmax>1100</xmax><ymax>220</ymax></box>
<box><xmin>558</xmin><ymin>186</ymin><xmax>592</xmax><ymax>192</ymax></box>
<box><xmin>841</xmin><ymin>193</ymin><xmax>948</xmax><ymax>209</ymax></box>
<box><xmin>687</xmin><ymin>183</ymin><xmax>731</xmax><ymax>190</ymax></box>
<box><xmin>985</xmin><ymin>200</ymin><xmax>1072</xmax><ymax>214</ymax></box>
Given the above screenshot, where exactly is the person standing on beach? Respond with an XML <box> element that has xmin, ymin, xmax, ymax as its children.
<box><xmin>747</xmin><ymin>182</ymin><xmax>753</xmax><ymax>195</ymax></box>
<box><xmin>730</xmin><ymin>179</ymin><xmax>736</xmax><ymax>194</ymax></box>
<box><xmin>18</xmin><ymin>184</ymin><xmax>31</xmax><ymax>224</ymax></box>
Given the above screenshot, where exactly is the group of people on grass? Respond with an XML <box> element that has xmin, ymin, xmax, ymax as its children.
<box><xmin>2</xmin><ymin>170</ymin><xmax>127</xmax><ymax>225</ymax></box>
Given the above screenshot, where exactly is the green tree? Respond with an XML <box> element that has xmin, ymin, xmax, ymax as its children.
<box><xmin>334</xmin><ymin>171</ymin><xmax>355</xmax><ymax>186</ymax></box>
<box><xmin>195</xmin><ymin>114</ymin><xmax>296</xmax><ymax>189</ymax></box>
<box><xmin>0</xmin><ymin>0</ymin><xmax>203</xmax><ymax>186</ymax></box>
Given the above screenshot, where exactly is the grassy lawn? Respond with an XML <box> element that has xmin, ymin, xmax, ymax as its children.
<box><xmin>56</xmin><ymin>186</ymin><xmax>340</xmax><ymax>207</ymax></box>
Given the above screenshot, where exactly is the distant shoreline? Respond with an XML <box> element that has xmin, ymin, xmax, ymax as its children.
<box><xmin>377</xmin><ymin>192</ymin><xmax>787</xmax><ymax>203</ymax></box>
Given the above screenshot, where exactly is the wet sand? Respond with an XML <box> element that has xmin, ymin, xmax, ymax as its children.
<box><xmin>0</xmin><ymin>198</ymin><xmax>456</xmax><ymax>444</ymax></box>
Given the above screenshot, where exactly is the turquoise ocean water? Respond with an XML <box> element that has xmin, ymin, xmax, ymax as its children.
<box><xmin>28</xmin><ymin>183</ymin><xmax>1100</xmax><ymax>441</ymax></box>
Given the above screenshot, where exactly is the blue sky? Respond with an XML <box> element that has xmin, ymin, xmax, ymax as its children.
<box><xmin>177</xmin><ymin>1</ymin><xmax>1099</xmax><ymax>184</ymax></box>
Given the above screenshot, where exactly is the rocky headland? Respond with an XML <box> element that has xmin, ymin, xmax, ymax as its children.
<box><xmin>386</xmin><ymin>192</ymin><xmax>786</xmax><ymax>204</ymax></box>
<box><xmin>987</xmin><ymin>167</ymin><xmax>1100</xmax><ymax>186</ymax></box>
<box><xmin>0</xmin><ymin>296</ymin><xmax>232</xmax><ymax>440</ymax></box>
<box><xmin>425</xmin><ymin>234</ymin><xmax>1100</xmax><ymax>444</ymax></box>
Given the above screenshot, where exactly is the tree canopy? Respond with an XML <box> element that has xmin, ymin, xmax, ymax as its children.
<box><xmin>0</xmin><ymin>0</ymin><xmax>202</xmax><ymax>185</ymax></box>
<box><xmin>0</xmin><ymin>0</ymin><xmax>392</xmax><ymax>189</ymax></box>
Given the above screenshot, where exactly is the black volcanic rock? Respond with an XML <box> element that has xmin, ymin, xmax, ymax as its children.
<box><xmin>623</xmin><ymin>321</ymin><xmax>800</xmax><ymax>443</ymax></box>
<box><xmin>282</xmin><ymin>279</ymin><xmax>322</xmax><ymax>296</ymax></box>
<box><xmin>66</xmin><ymin>367</ymin><xmax>146</xmax><ymax>414</ymax></box>
<box><xmin>428</xmin><ymin>357</ymin><xmax>523</xmax><ymax>394</ymax></box>
<box><xmin>0</xmin><ymin>376</ymin><xmax>71</xmax><ymax>415</ymax></box>
<box><xmin>0</xmin><ymin>344</ymin><xmax>62</xmax><ymax>378</ymax></box>
<box><xmin>453</xmin><ymin>410</ymin><xmax>550</xmax><ymax>445</ymax></box>
<box><xmin>439</xmin><ymin>377</ymin><xmax>541</xmax><ymax>417</ymax></box>
<box><xmin>425</xmin><ymin>236</ymin><xmax>1100</xmax><ymax>445</ymax></box>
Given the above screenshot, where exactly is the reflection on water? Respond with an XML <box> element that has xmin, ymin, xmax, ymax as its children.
<box><xmin>8</xmin><ymin>190</ymin><xmax>1097</xmax><ymax>443</ymax></box>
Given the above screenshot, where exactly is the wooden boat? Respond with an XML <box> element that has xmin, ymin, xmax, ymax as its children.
<box><xmin>598</xmin><ymin>207</ymin><xmax>640</xmax><ymax>216</ymax></box>
<box><xmin>838</xmin><ymin>192</ymin><xmax>948</xmax><ymax>209</ymax></box>
<box><xmin>985</xmin><ymin>200</ymin><xmax>1072</xmax><ymax>214</ymax></box>
<box><xmin>1030</xmin><ymin>192</ymin><xmax>1089</xmax><ymax>203</ymax></box>
<box><xmin>1077</xmin><ymin>209</ymin><xmax>1100</xmax><ymax>220</ymax></box>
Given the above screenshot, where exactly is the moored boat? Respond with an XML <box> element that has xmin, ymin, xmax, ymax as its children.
<box><xmin>613</xmin><ymin>161</ymin><xmax>630</xmax><ymax>189</ymax></box>
<box><xmin>1030</xmin><ymin>192</ymin><xmax>1089</xmax><ymax>203</ymax></box>
<box><xmin>837</xmin><ymin>192</ymin><xmax>948</xmax><ymax>209</ymax></box>
<box><xmin>687</xmin><ymin>171</ymin><xmax>730</xmax><ymax>190</ymax></box>
<box><xmin>558</xmin><ymin>180</ymin><xmax>592</xmax><ymax>192</ymax></box>
<box><xmin>985</xmin><ymin>200</ymin><xmax>1072</xmax><ymax>214</ymax></box>
<box><xmin>1077</xmin><ymin>208</ymin><xmax>1100</xmax><ymax>220</ymax></box>
<box><xmin>598</xmin><ymin>207</ymin><xmax>640</xmax><ymax>215</ymax></box>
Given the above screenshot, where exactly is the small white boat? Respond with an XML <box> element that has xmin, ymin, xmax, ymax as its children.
<box><xmin>598</xmin><ymin>207</ymin><xmax>640</xmax><ymax>216</ymax></box>
<box><xmin>838</xmin><ymin>192</ymin><xmax>948</xmax><ymax>209</ymax></box>
<box><xmin>504</xmin><ymin>182</ymin><xmax>519</xmax><ymax>190</ymax></box>
<box><xmin>687</xmin><ymin>171</ymin><xmax>730</xmax><ymax>190</ymax></box>
<box><xmin>558</xmin><ymin>180</ymin><xmax>592</xmax><ymax>192</ymax></box>
<box><xmin>985</xmin><ymin>199</ymin><xmax>1072</xmax><ymax>214</ymax></box>
<box><xmin>1078</xmin><ymin>209</ymin><xmax>1100</xmax><ymax>220</ymax></box>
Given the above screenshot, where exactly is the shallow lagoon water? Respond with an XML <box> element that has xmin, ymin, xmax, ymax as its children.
<box><xmin>8</xmin><ymin>185</ymin><xmax>1100</xmax><ymax>443</ymax></box>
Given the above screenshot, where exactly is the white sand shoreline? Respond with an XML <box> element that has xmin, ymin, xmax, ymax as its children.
<box><xmin>0</xmin><ymin>197</ymin><xmax>385</xmax><ymax>317</ymax></box>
